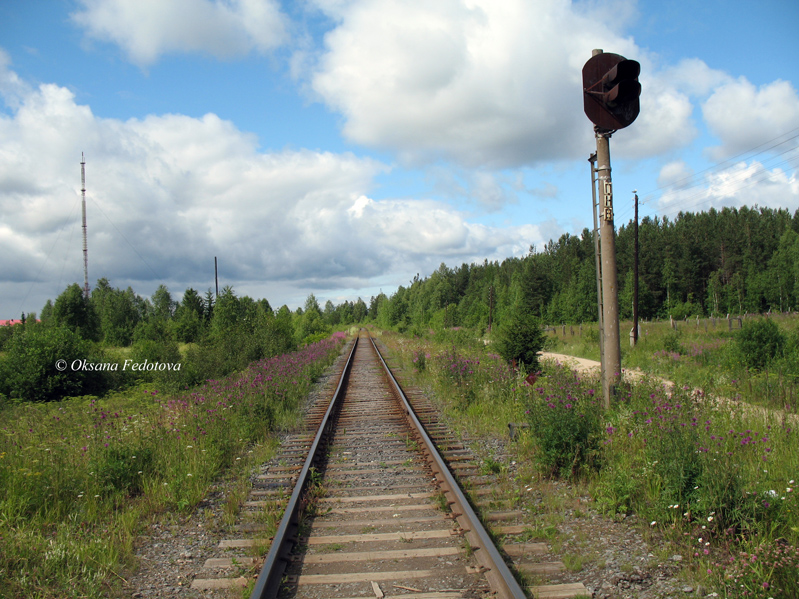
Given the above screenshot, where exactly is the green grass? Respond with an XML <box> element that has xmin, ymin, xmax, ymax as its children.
<box><xmin>381</xmin><ymin>324</ymin><xmax>799</xmax><ymax>599</ymax></box>
<box><xmin>0</xmin><ymin>335</ymin><xmax>346</xmax><ymax>598</ymax></box>
<box><xmin>547</xmin><ymin>313</ymin><xmax>799</xmax><ymax>413</ymax></box>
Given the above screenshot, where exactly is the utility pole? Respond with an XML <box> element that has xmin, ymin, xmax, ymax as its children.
<box><xmin>582</xmin><ymin>48</ymin><xmax>641</xmax><ymax>407</ymax></box>
<box><xmin>589</xmin><ymin>153</ymin><xmax>605</xmax><ymax>389</ymax></box>
<box><xmin>632</xmin><ymin>191</ymin><xmax>639</xmax><ymax>346</ymax></box>
<box><xmin>214</xmin><ymin>257</ymin><xmax>219</xmax><ymax>298</ymax></box>
<box><xmin>596</xmin><ymin>132</ymin><xmax>621</xmax><ymax>405</ymax></box>
<box><xmin>81</xmin><ymin>153</ymin><xmax>89</xmax><ymax>302</ymax></box>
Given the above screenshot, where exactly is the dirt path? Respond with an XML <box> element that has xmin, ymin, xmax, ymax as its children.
<box><xmin>541</xmin><ymin>352</ymin><xmax>676</xmax><ymax>389</ymax></box>
<box><xmin>541</xmin><ymin>353</ymin><xmax>799</xmax><ymax>428</ymax></box>
<box><xmin>541</xmin><ymin>352</ymin><xmax>602</xmax><ymax>374</ymax></box>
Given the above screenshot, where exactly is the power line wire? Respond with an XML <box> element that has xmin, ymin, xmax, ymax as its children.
<box><xmin>16</xmin><ymin>195</ymin><xmax>82</xmax><ymax>317</ymax></box>
<box><xmin>614</xmin><ymin>127</ymin><xmax>799</xmax><ymax>223</ymax></box>
<box><xmin>87</xmin><ymin>195</ymin><xmax>162</xmax><ymax>280</ymax></box>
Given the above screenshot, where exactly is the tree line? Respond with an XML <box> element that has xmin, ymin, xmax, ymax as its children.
<box><xmin>0</xmin><ymin>281</ymin><xmax>369</xmax><ymax>402</ymax></box>
<box><xmin>368</xmin><ymin>205</ymin><xmax>799</xmax><ymax>332</ymax></box>
<box><xmin>3</xmin><ymin>204</ymin><xmax>797</xmax><ymax>402</ymax></box>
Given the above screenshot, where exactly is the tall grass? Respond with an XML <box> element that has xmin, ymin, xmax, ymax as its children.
<box><xmin>382</xmin><ymin>328</ymin><xmax>799</xmax><ymax>598</ymax></box>
<box><xmin>547</xmin><ymin>314</ymin><xmax>799</xmax><ymax>413</ymax></box>
<box><xmin>0</xmin><ymin>332</ymin><xmax>346</xmax><ymax>599</ymax></box>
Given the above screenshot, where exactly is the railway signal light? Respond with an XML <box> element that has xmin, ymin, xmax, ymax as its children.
<box><xmin>583</xmin><ymin>52</ymin><xmax>641</xmax><ymax>131</ymax></box>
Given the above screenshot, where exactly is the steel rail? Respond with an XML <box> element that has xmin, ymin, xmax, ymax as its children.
<box><xmin>249</xmin><ymin>336</ymin><xmax>359</xmax><ymax>599</ymax></box>
<box><xmin>369</xmin><ymin>335</ymin><xmax>528</xmax><ymax>599</ymax></box>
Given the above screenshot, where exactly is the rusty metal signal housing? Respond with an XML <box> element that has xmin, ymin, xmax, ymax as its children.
<box><xmin>583</xmin><ymin>52</ymin><xmax>641</xmax><ymax>131</ymax></box>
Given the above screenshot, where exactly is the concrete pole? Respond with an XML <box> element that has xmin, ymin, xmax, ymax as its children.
<box><xmin>633</xmin><ymin>192</ymin><xmax>639</xmax><ymax>346</ymax></box>
<box><xmin>596</xmin><ymin>130</ymin><xmax>621</xmax><ymax>407</ymax></box>
<box><xmin>589</xmin><ymin>153</ymin><xmax>605</xmax><ymax>392</ymax></box>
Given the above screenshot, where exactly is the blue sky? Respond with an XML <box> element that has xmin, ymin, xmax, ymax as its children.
<box><xmin>1</xmin><ymin>0</ymin><xmax>798</xmax><ymax>316</ymax></box>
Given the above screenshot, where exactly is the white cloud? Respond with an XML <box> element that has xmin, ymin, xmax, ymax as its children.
<box><xmin>69</xmin><ymin>0</ymin><xmax>711</xmax><ymax>169</ymax></box>
<box><xmin>703</xmin><ymin>77</ymin><xmax>799</xmax><ymax>159</ymax></box>
<box><xmin>469</xmin><ymin>171</ymin><xmax>516</xmax><ymax>212</ymax></box>
<box><xmin>657</xmin><ymin>160</ymin><xmax>693</xmax><ymax>189</ymax></box>
<box><xmin>71</xmin><ymin>0</ymin><xmax>288</xmax><ymax>66</ymax></box>
<box><xmin>0</xmin><ymin>60</ymin><xmax>540</xmax><ymax>313</ymax></box>
<box><xmin>660</xmin><ymin>58</ymin><xmax>731</xmax><ymax>97</ymax></box>
<box><xmin>307</xmin><ymin>0</ymin><xmax>683</xmax><ymax>168</ymax></box>
<box><xmin>656</xmin><ymin>160</ymin><xmax>799</xmax><ymax>216</ymax></box>
<box><xmin>612</xmin><ymin>71</ymin><xmax>696</xmax><ymax>158</ymax></box>
<box><xmin>0</xmin><ymin>49</ymin><xmax>31</xmax><ymax>109</ymax></box>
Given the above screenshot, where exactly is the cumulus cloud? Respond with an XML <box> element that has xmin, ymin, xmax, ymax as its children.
<box><xmin>0</xmin><ymin>49</ymin><xmax>31</xmax><ymax>109</ymax></box>
<box><xmin>0</xmin><ymin>60</ymin><xmax>541</xmax><ymax>312</ymax></box>
<box><xmin>611</xmin><ymin>70</ymin><xmax>697</xmax><ymax>158</ymax></box>
<box><xmin>307</xmin><ymin>0</ymin><xmax>685</xmax><ymax>168</ymax></box>
<box><xmin>71</xmin><ymin>0</ymin><xmax>289</xmax><ymax>66</ymax></box>
<box><xmin>660</xmin><ymin>58</ymin><xmax>731</xmax><ymax>97</ymax></box>
<box><xmin>657</xmin><ymin>160</ymin><xmax>694</xmax><ymax>189</ymax></box>
<box><xmin>656</xmin><ymin>160</ymin><xmax>799</xmax><ymax>216</ymax></box>
<box><xmin>703</xmin><ymin>77</ymin><xmax>799</xmax><ymax>159</ymax></box>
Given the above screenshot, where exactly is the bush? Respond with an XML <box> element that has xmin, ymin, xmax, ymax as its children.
<box><xmin>669</xmin><ymin>299</ymin><xmax>703</xmax><ymax>320</ymax></box>
<box><xmin>129</xmin><ymin>337</ymin><xmax>184</xmax><ymax>389</ymax></box>
<box><xmin>736</xmin><ymin>318</ymin><xmax>784</xmax><ymax>370</ymax></box>
<box><xmin>494</xmin><ymin>308</ymin><xmax>545</xmax><ymax>369</ymax></box>
<box><xmin>525</xmin><ymin>365</ymin><xmax>603</xmax><ymax>478</ymax></box>
<box><xmin>0</xmin><ymin>323</ymin><xmax>18</xmax><ymax>351</ymax></box>
<box><xmin>662</xmin><ymin>328</ymin><xmax>684</xmax><ymax>354</ymax></box>
<box><xmin>0</xmin><ymin>324</ymin><xmax>107</xmax><ymax>401</ymax></box>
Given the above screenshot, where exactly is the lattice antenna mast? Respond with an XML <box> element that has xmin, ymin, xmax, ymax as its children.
<box><xmin>81</xmin><ymin>152</ymin><xmax>89</xmax><ymax>301</ymax></box>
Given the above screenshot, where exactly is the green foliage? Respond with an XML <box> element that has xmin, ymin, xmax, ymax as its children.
<box><xmin>494</xmin><ymin>307</ymin><xmax>544</xmax><ymax>369</ymax></box>
<box><xmin>386</xmin><ymin>324</ymin><xmax>799</xmax><ymax>597</ymax></box>
<box><xmin>723</xmin><ymin>541</ymin><xmax>799</xmax><ymax>599</ymax></box>
<box><xmin>0</xmin><ymin>324</ymin><xmax>106</xmax><ymax>401</ymax></box>
<box><xmin>295</xmin><ymin>294</ymin><xmax>330</xmax><ymax>344</ymax></box>
<box><xmin>40</xmin><ymin>298</ymin><xmax>54</xmax><ymax>324</ymax></box>
<box><xmin>0</xmin><ymin>322</ymin><xmax>18</xmax><ymax>351</ymax></box>
<box><xmin>173</xmin><ymin>305</ymin><xmax>203</xmax><ymax>343</ymax></box>
<box><xmin>53</xmin><ymin>283</ymin><xmax>100</xmax><ymax>340</ymax></box>
<box><xmin>669</xmin><ymin>299</ymin><xmax>703</xmax><ymax>320</ymax></box>
<box><xmin>91</xmin><ymin>279</ymin><xmax>142</xmax><ymax>346</ymax></box>
<box><xmin>128</xmin><ymin>337</ymin><xmax>182</xmax><ymax>388</ymax></box>
<box><xmin>300</xmin><ymin>331</ymin><xmax>330</xmax><ymax>346</ymax></box>
<box><xmin>662</xmin><ymin>328</ymin><xmax>684</xmax><ymax>354</ymax></box>
<box><xmin>151</xmin><ymin>284</ymin><xmax>176</xmax><ymax>321</ymax></box>
<box><xmin>736</xmin><ymin>318</ymin><xmax>785</xmax><ymax>370</ymax></box>
<box><xmin>91</xmin><ymin>445</ymin><xmax>154</xmax><ymax>497</ymax></box>
<box><xmin>211</xmin><ymin>286</ymin><xmax>240</xmax><ymax>333</ymax></box>
<box><xmin>132</xmin><ymin>316</ymin><xmax>175</xmax><ymax>345</ymax></box>
<box><xmin>430</xmin><ymin>327</ymin><xmax>480</xmax><ymax>348</ymax></box>
<box><xmin>594</xmin><ymin>461</ymin><xmax>643</xmax><ymax>515</ymax></box>
<box><xmin>525</xmin><ymin>366</ymin><xmax>603</xmax><ymax>478</ymax></box>
<box><xmin>0</xmin><ymin>336</ymin><xmax>345</xmax><ymax>598</ymax></box>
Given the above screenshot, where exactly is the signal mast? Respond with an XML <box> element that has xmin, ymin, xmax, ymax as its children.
<box><xmin>81</xmin><ymin>153</ymin><xmax>89</xmax><ymax>301</ymax></box>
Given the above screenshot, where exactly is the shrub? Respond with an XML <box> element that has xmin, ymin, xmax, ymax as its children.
<box><xmin>736</xmin><ymin>318</ymin><xmax>784</xmax><ymax>370</ymax></box>
<box><xmin>0</xmin><ymin>324</ymin><xmax>106</xmax><ymax>401</ymax></box>
<box><xmin>494</xmin><ymin>308</ymin><xmax>545</xmax><ymax>369</ymax></box>
<box><xmin>670</xmin><ymin>299</ymin><xmax>702</xmax><ymax>320</ymax></box>
<box><xmin>525</xmin><ymin>365</ymin><xmax>603</xmax><ymax>478</ymax></box>
<box><xmin>0</xmin><ymin>323</ymin><xmax>18</xmax><ymax>351</ymax></box>
<box><xmin>662</xmin><ymin>328</ymin><xmax>684</xmax><ymax>354</ymax></box>
<box><xmin>129</xmin><ymin>337</ymin><xmax>183</xmax><ymax>389</ymax></box>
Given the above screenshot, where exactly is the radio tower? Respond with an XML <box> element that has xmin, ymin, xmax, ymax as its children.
<box><xmin>81</xmin><ymin>153</ymin><xmax>89</xmax><ymax>301</ymax></box>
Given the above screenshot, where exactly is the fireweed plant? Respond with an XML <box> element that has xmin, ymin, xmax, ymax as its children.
<box><xmin>381</xmin><ymin>331</ymin><xmax>799</xmax><ymax>598</ymax></box>
<box><xmin>0</xmin><ymin>333</ymin><xmax>346</xmax><ymax>599</ymax></box>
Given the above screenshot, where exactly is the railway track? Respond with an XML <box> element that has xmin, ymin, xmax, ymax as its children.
<box><xmin>190</xmin><ymin>331</ymin><xmax>588</xmax><ymax>599</ymax></box>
